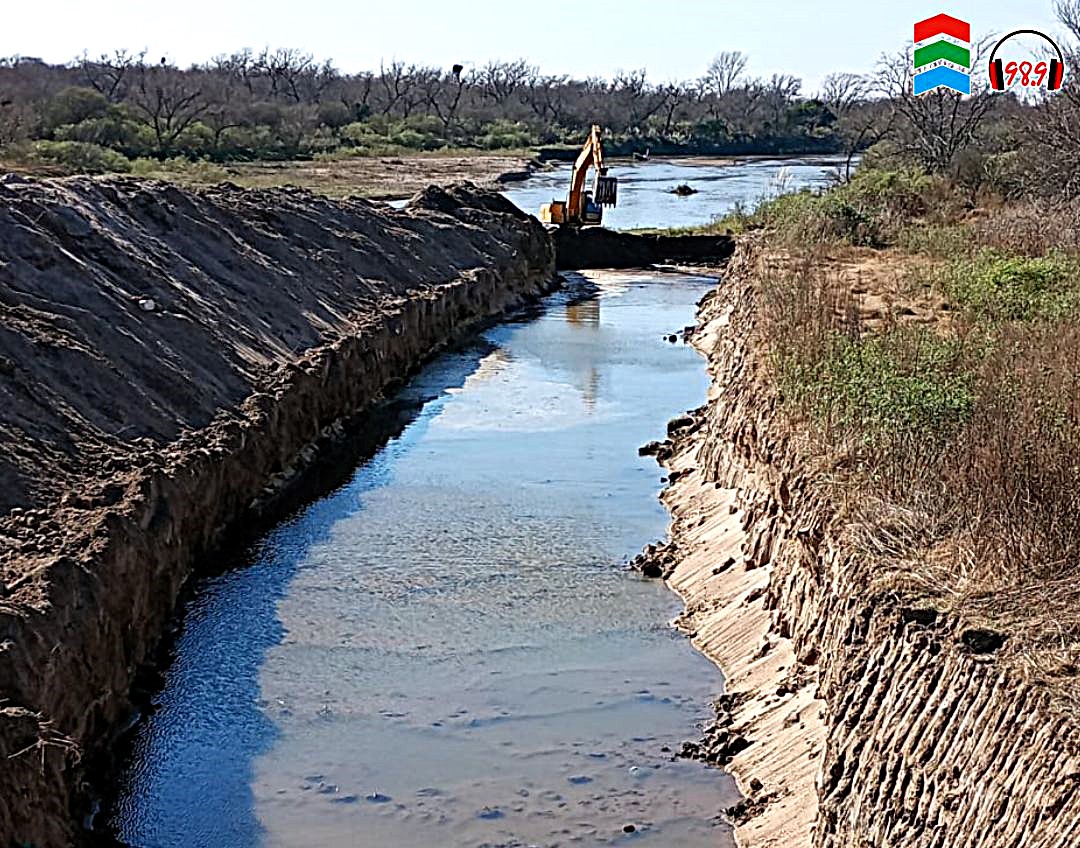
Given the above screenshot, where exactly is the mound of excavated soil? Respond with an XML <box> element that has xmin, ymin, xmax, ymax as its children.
<box><xmin>0</xmin><ymin>176</ymin><xmax>545</xmax><ymax>520</ymax></box>
<box><xmin>0</xmin><ymin>175</ymin><xmax>553</xmax><ymax>845</ymax></box>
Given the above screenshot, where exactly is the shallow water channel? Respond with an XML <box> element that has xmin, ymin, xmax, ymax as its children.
<box><xmin>106</xmin><ymin>271</ymin><xmax>740</xmax><ymax>847</ymax></box>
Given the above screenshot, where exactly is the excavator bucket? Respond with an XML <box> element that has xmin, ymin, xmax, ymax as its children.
<box><xmin>595</xmin><ymin>176</ymin><xmax>618</xmax><ymax>207</ymax></box>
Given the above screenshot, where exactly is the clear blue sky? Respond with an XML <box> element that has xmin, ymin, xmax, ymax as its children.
<box><xmin>0</xmin><ymin>0</ymin><xmax>1064</xmax><ymax>93</ymax></box>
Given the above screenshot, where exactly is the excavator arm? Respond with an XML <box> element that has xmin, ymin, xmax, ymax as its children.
<box><xmin>567</xmin><ymin>125</ymin><xmax>606</xmax><ymax>220</ymax></box>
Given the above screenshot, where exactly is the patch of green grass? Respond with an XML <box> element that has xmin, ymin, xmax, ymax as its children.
<box><xmin>5</xmin><ymin>140</ymin><xmax>132</xmax><ymax>174</ymax></box>
<box><xmin>779</xmin><ymin>329</ymin><xmax>975</xmax><ymax>441</ymax></box>
<box><xmin>938</xmin><ymin>252</ymin><xmax>1080</xmax><ymax>321</ymax></box>
<box><xmin>761</xmin><ymin>190</ymin><xmax>883</xmax><ymax>246</ymax></box>
<box><xmin>629</xmin><ymin>200</ymin><xmax>754</xmax><ymax>236</ymax></box>
<box><xmin>896</xmin><ymin>223</ymin><xmax>972</xmax><ymax>258</ymax></box>
<box><xmin>129</xmin><ymin>157</ymin><xmax>229</xmax><ymax>182</ymax></box>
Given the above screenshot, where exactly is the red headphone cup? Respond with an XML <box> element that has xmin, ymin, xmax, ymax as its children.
<box><xmin>987</xmin><ymin>31</ymin><xmax>1067</xmax><ymax>92</ymax></box>
<box><xmin>1049</xmin><ymin>59</ymin><xmax>1064</xmax><ymax>90</ymax></box>
<box><xmin>990</xmin><ymin>58</ymin><xmax>1004</xmax><ymax>90</ymax></box>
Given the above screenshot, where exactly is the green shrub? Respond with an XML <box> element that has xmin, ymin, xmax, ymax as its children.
<box><xmin>939</xmin><ymin>252</ymin><xmax>1080</xmax><ymax>321</ymax></box>
<box><xmin>753</xmin><ymin>189</ymin><xmax>881</xmax><ymax>246</ymax></box>
<box><xmin>129</xmin><ymin>157</ymin><xmax>228</xmax><ymax>181</ymax></box>
<box><xmin>340</xmin><ymin>115</ymin><xmax>448</xmax><ymax>151</ymax></box>
<box><xmin>43</xmin><ymin>87</ymin><xmax>111</xmax><ymax>132</ymax></box>
<box><xmin>26</xmin><ymin>140</ymin><xmax>131</xmax><ymax>174</ymax></box>
<box><xmin>476</xmin><ymin>119</ymin><xmax>534</xmax><ymax>150</ymax></box>
<box><xmin>843</xmin><ymin>167</ymin><xmax>938</xmax><ymax>216</ymax></box>
<box><xmin>739</xmin><ymin>168</ymin><xmax>952</xmax><ymax>247</ymax></box>
<box><xmin>54</xmin><ymin>115</ymin><xmax>141</xmax><ymax>150</ymax></box>
<box><xmin>895</xmin><ymin>223</ymin><xmax>972</xmax><ymax>257</ymax></box>
<box><xmin>780</xmin><ymin>328</ymin><xmax>975</xmax><ymax>440</ymax></box>
<box><xmin>388</xmin><ymin>127</ymin><xmax>439</xmax><ymax>150</ymax></box>
<box><xmin>317</xmin><ymin>101</ymin><xmax>352</xmax><ymax>130</ymax></box>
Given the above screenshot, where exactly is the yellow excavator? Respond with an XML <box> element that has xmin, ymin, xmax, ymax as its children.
<box><xmin>539</xmin><ymin>125</ymin><xmax>618</xmax><ymax>226</ymax></box>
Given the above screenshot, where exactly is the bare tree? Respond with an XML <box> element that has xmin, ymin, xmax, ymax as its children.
<box><xmin>1016</xmin><ymin>2</ymin><xmax>1080</xmax><ymax>196</ymax></box>
<box><xmin>376</xmin><ymin>60</ymin><xmax>429</xmax><ymax>117</ymax></box>
<box><xmin>196</xmin><ymin>70</ymin><xmax>246</xmax><ymax>151</ymax></box>
<box><xmin>818</xmin><ymin>72</ymin><xmax>879</xmax><ymax>180</ymax></box>
<box><xmin>520</xmin><ymin>72</ymin><xmax>571</xmax><ymax>126</ymax></box>
<box><xmin>78</xmin><ymin>49</ymin><xmax>144</xmax><ymax>102</ymax></box>
<box><xmin>0</xmin><ymin>99</ymin><xmax>32</xmax><ymax>144</ymax></box>
<box><xmin>876</xmin><ymin>44</ymin><xmax>995</xmax><ymax>174</ymax></box>
<box><xmin>703</xmin><ymin>51</ymin><xmax>748</xmax><ymax>98</ymax></box>
<box><xmin>335</xmin><ymin>72</ymin><xmax>373</xmax><ymax>119</ymax></box>
<box><xmin>658</xmin><ymin>81</ymin><xmax>693</xmax><ymax>136</ymax></box>
<box><xmin>421</xmin><ymin>67</ymin><xmax>472</xmax><ymax>133</ymax></box>
<box><xmin>129</xmin><ymin>61</ymin><xmax>209</xmax><ymax>154</ymax></box>
<box><xmin>477</xmin><ymin>60</ymin><xmax>532</xmax><ymax>105</ymax></box>
<box><xmin>610</xmin><ymin>69</ymin><xmax>668</xmax><ymax>135</ymax></box>
<box><xmin>1057</xmin><ymin>0</ymin><xmax>1080</xmax><ymax>43</ymax></box>
<box><xmin>820</xmin><ymin>72</ymin><xmax>869</xmax><ymax>113</ymax></box>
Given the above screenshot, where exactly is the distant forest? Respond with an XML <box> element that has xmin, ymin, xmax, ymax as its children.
<box><xmin>0</xmin><ymin>49</ymin><xmax>866</xmax><ymax>166</ymax></box>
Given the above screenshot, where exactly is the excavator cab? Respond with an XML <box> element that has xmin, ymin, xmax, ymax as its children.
<box><xmin>582</xmin><ymin>191</ymin><xmax>602</xmax><ymax>225</ymax></box>
<box><xmin>539</xmin><ymin>125</ymin><xmax>617</xmax><ymax>227</ymax></box>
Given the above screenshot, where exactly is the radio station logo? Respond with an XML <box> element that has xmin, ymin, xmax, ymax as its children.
<box><xmin>988</xmin><ymin>30</ymin><xmax>1066</xmax><ymax>92</ymax></box>
<box><xmin>913</xmin><ymin>14</ymin><xmax>972</xmax><ymax>95</ymax></box>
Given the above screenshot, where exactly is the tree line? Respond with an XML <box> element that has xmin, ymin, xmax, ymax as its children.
<box><xmin>0</xmin><ymin>48</ymin><xmax>850</xmax><ymax>165</ymax></box>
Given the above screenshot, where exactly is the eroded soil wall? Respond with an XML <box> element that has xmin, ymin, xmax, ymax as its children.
<box><xmin>0</xmin><ymin>177</ymin><xmax>554</xmax><ymax>846</ymax></box>
<box><xmin>656</xmin><ymin>241</ymin><xmax>1080</xmax><ymax>848</ymax></box>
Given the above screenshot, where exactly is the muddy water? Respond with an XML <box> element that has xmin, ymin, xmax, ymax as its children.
<box><xmin>106</xmin><ymin>272</ymin><xmax>740</xmax><ymax>847</ymax></box>
<box><xmin>503</xmin><ymin>156</ymin><xmax>843</xmax><ymax>230</ymax></box>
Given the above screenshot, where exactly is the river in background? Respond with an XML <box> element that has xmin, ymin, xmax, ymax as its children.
<box><xmin>105</xmin><ymin>158</ymin><xmax>836</xmax><ymax>848</ymax></box>
<box><xmin>502</xmin><ymin>155</ymin><xmax>843</xmax><ymax>230</ymax></box>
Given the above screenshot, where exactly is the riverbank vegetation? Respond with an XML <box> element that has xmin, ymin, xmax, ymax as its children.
<box><xmin>731</xmin><ymin>3</ymin><xmax>1080</xmax><ymax>694</ymax></box>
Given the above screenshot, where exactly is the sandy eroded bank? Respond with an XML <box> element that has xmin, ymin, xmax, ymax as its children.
<box><xmin>649</xmin><ymin>240</ymin><xmax>1080</xmax><ymax>848</ymax></box>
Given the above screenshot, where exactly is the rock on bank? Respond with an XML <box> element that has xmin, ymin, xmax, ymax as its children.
<box><xmin>0</xmin><ymin>176</ymin><xmax>554</xmax><ymax>845</ymax></box>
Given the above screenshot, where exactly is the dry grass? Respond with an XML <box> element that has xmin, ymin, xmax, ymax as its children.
<box><xmin>897</xmin><ymin>199</ymin><xmax>1080</xmax><ymax>259</ymax></box>
<box><xmin>756</xmin><ymin>185</ymin><xmax>1080</xmax><ymax>697</ymax></box>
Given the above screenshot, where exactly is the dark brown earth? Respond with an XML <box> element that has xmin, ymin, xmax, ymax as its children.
<box><xmin>0</xmin><ymin>176</ymin><xmax>554</xmax><ymax>846</ymax></box>
<box><xmin>553</xmin><ymin>227</ymin><xmax>734</xmax><ymax>270</ymax></box>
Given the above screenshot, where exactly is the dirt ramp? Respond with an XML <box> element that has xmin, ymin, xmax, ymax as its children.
<box><xmin>0</xmin><ymin>177</ymin><xmax>554</xmax><ymax>845</ymax></box>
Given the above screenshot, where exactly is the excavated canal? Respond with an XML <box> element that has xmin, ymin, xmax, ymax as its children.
<box><xmin>98</xmin><ymin>158</ymin><xmax>844</xmax><ymax>848</ymax></box>
<box><xmin>104</xmin><ymin>272</ymin><xmax>740</xmax><ymax>847</ymax></box>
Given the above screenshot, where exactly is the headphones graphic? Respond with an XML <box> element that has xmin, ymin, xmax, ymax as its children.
<box><xmin>989</xmin><ymin>30</ymin><xmax>1066</xmax><ymax>91</ymax></box>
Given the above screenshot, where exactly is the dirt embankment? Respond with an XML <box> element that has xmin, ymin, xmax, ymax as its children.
<box><xmin>0</xmin><ymin>176</ymin><xmax>554</xmax><ymax>846</ymax></box>
<box><xmin>553</xmin><ymin>227</ymin><xmax>735</xmax><ymax>270</ymax></box>
<box><xmin>650</xmin><ymin>240</ymin><xmax>1080</xmax><ymax>847</ymax></box>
